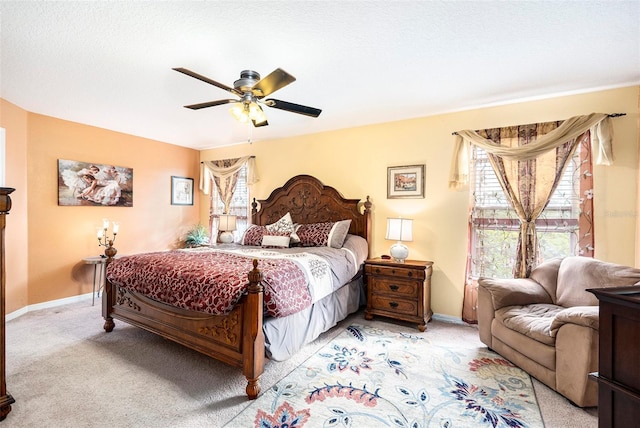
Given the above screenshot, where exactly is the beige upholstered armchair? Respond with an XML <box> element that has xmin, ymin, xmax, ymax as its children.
<box><xmin>478</xmin><ymin>256</ymin><xmax>640</xmax><ymax>407</ymax></box>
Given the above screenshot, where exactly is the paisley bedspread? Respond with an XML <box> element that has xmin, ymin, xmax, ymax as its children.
<box><xmin>106</xmin><ymin>247</ymin><xmax>335</xmax><ymax>318</ymax></box>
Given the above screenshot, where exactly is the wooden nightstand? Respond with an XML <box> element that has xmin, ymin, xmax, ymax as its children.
<box><xmin>364</xmin><ymin>258</ymin><xmax>433</xmax><ymax>331</ymax></box>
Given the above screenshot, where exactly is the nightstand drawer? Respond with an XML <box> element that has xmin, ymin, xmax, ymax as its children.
<box><xmin>366</xmin><ymin>264</ymin><xmax>425</xmax><ymax>280</ymax></box>
<box><xmin>369</xmin><ymin>277</ymin><xmax>418</xmax><ymax>297</ymax></box>
<box><xmin>369</xmin><ymin>295</ymin><xmax>417</xmax><ymax>316</ymax></box>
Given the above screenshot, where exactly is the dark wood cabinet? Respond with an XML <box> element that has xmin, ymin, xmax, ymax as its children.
<box><xmin>588</xmin><ymin>286</ymin><xmax>640</xmax><ymax>428</ymax></box>
<box><xmin>364</xmin><ymin>258</ymin><xmax>433</xmax><ymax>331</ymax></box>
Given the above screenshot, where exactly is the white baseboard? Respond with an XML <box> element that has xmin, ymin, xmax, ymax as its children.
<box><xmin>7</xmin><ymin>295</ymin><xmax>474</xmax><ymax>328</ymax></box>
<box><xmin>6</xmin><ymin>293</ymin><xmax>94</xmax><ymax>322</ymax></box>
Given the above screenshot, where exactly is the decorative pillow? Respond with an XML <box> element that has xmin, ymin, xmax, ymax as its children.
<box><xmin>296</xmin><ymin>219</ymin><xmax>352</xmax><ymax>249</ymax></box>
<box><xmin>241</xmin><ymin>225</ymin><xmax>292</xmax><ymax>247</ymax></box>
<box><xmin>261</xmin><ymin>234</ymin><xmax>291</xmax><ymax>248</ymax></box>
<box><xmin>290</xmin><ymin>224</ymin><xmax>301</xmax><ymax>244</ymax></box>
<box><xmin>328</xmin><ymin>219</ymin><xmax>352</xmax><ymax>248</ymax></box>
<box><xmin>241</xmin><ymin>225</ymin><xmax>268</xmax><ymax>246</ymax></box>
<box><xmin>266</xmin><ymin>212</ymin><xmax>295</xmax><ymax>235</ymax></box>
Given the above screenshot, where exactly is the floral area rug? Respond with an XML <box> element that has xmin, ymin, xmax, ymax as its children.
<box><xmin>225</xmin><ymin>324</ymin><xmax>544</xmax><ymax>428</ymax></box>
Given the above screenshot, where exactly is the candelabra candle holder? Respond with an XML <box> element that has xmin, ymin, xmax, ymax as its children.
<box><xmin>97</xmin><ymin>218</ymin><xmax>119</xmax><ymax>258</ymax></box>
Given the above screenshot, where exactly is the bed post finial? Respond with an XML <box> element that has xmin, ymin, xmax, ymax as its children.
<box><xmin>364</xmin><ymin>196</ymin><xmax>372</xmax><ymax>256</ymax></box>
<box><xmin>248</xmin><ymin>259</ymin><xmax>263</xmax><ymax>289</ymax></box>
<box><xmin>364</xmin><ymin>195</ymin><xmax>372</xmax><ymax>214</ymax></box>
<box><xmin>251</xmin><ymin>198</ymin><xmax>259</xmax><ymax>226</ymax></box>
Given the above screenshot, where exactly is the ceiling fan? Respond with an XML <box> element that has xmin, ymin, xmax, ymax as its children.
<box><xmin>173</xmin><ymin>67</ymin><xmax>322</xmax><ymax>127</ymax></box>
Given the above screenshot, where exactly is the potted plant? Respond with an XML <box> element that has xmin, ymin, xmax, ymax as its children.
<box><xmin>183</xmin><ymin>224</ymin><xmax>210</xmax><ymax>248</ymax></box>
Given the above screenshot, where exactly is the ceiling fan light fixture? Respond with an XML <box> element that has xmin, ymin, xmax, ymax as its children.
<box><xmin>229</xmin><ymin>104</ymin><xmax>250</xmax><ymax>123</ymax></box>
<box><xmin>229</xmin><ymin>102</ymin><xmax>267</xmax><ymax>125</ymax></box>
<box><xmin>248</xmin><ymin>102</ymin><xmax>267</xmax><ymax>123</ymax></box>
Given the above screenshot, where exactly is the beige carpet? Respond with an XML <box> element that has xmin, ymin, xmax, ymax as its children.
<box><xmin>5</xmin><ymin>299</ymin><xmax>597</xmax><ymax>427</ymax></box>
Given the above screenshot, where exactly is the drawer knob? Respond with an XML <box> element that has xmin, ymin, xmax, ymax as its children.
<box><xmin>389</xmin><ymin>302</ymin><xmax>399</xmax><ymax>308</ymax></box>
<box><xmin>389</xmin><ymin>285</ymin><xmax>399</xmax><ymax>291</ymax></box>
<box><xmin>407</xmin><ymin>271</ymin><xmax>413</xmax><ymax>277</ymax></box>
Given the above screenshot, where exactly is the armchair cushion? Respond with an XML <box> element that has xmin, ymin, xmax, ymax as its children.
<box><xmin>550</xmin><ymin>306</ymin><xmax>599</xmax><ymax>335</ymax></box>
<box><xmin>556</xmin><ymin>257</ymin><xmax>640</xmax><ymax>307</ymax></box>
<box><xmin>478</xmin><ymin>277</ymin><xmax>553</xmax><ymax>310</ymax></box>
<box><xmin>496</xmin><ymin>304</ymin><xmax>562</xmax><ymax>346</ymax></box>
<box><xmin>529</xmin><ymin>257</ymin><xmax>563</xmax><ymax>303</ymax></box>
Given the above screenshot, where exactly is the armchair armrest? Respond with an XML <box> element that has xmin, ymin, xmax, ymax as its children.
<box><xmin>550</xmin><ymin>306</ymin><xmax>599</xmax><ymax>336</ymax></box>
<box><xmin>478</xmin><ymin>277</ymin><xmax>553</xmax><ymax>310</ymax></box>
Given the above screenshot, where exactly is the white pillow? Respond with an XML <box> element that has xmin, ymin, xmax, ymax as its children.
<box><xmin>266</xmin><ymin>212</ymin><xmax>299</xmax><ymax>243</ymax></box>
<box><xmin>261</xmin><ymin>235</ymin><xmax>291</xmax><ymax>248</ymax></box>
<box><xmin>266</xmin><ymin>212</ymin><xmax>295</xmax><ymax>234</ymax></box>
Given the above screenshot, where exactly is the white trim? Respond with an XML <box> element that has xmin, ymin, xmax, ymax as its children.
<box><xmin>6</xmin><ymin>293</ymin><xmax>94</xmax><ymax>322</ymax></box>
<box><xmin>6</xmin><ymin>296</ymin><xmax>474</xmax><ymax>327</ymax></box>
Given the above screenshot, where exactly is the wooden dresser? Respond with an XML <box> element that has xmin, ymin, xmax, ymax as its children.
<box><xmin>588</xmin><ymin>286</ymin><xmax>640</xmax><ymax>428</ymax></box>
<box><xmin>364</xmin><ymin>258</ymin><xmax>433</xmax><ymax>331</ymax></box>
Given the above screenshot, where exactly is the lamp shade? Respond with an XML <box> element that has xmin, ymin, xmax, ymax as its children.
<box><xmin>385</xmin><ymin>218</ymin><xmax>413</xmax><ymax>242</ymax></box>
<box><xmin>229</xmin><ymin>102</ymin><xmax>267</xmax><ymax>126</ymax></box>
<box><xmin>218</xmin><ymin>215</ymin><xmax>237</xmax><ymax>232</ymax></box>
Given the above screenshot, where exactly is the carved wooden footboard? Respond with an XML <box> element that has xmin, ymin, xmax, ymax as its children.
<box><xmin>101</xmin><ymin>174</ymin><xmax>371</xmax><ymax>400</ymax></box>
<box><xmin>103</xmin><ymin>258</ymin><xmax>265</xmax><ymax>398</ymax></box>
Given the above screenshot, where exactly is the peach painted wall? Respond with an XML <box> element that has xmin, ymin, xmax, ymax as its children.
<box><xmin>200</xmin><ymin>86</ymin><xmax>640</xmax><ymax>320</ymax></box>
<box><xmin>25</xmin><ymin>113</ymin><xmax>201</xmax><ymax>306</ymax></box>
<box><xmin>0</xmin><ymin>99</ymin><xmax>30</xmax><ymax>313</ymax></box>
<box><xmin>6</xmin><ymin>109</ymin><xmax>200</xmax><ymax>310</ymax></box>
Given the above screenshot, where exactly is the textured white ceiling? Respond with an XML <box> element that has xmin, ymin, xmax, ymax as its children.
<box><xmin>1</xmin><ymin>1</ymin><xmax>639</xmax><ymax>150</ymax></box>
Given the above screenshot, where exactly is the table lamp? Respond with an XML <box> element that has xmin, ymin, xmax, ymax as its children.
<box><xmin>218</xmin><ymin>214</ymin><xmax>237</xmax><ymax>244</ymax></box>
<box><xmin>385</xmin><ymin>218</ymin><xmax>413</xmax><ymax>263</ymax></box>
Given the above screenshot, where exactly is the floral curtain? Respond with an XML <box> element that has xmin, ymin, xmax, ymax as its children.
<box><xmin>480</xmin><ymin>124</ymin><xmax>586</xmax><ymax>278</ymax></box>
<box><xmin>453</xmin><ymin>113</ymin><xmax>612</xmax><ymax>323</ymax></box>
<box><xmin>200</xmin><ymin>156</ymin><xmax>258</xmax><ymax>213</ymax></box>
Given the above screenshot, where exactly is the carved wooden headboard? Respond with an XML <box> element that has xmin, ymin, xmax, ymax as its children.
<box><xmin>251</xmin><ymin>175</ymin><xmax>371</xmax><ymax>244</ymax></box>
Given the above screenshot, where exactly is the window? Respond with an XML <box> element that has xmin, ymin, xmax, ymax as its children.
<box><xmin>470</xmin><ymin>145</ymin><xmax>581</xmax><ymax>279</ymax></box>
<box><xmin>209</xmin><ymin>163</ymin><xmax>250</xmax><ymax>242</ymax></box>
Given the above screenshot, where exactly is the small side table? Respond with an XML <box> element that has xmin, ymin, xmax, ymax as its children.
<box><xmin>364</xmin><ymin>258</ymin><xmax>433</xmax><ymax>331</ymax></box>
<box><xmin>82</xmin><ymin>256</ymin><xmax>107</xmax><ymax>306</ymax></box>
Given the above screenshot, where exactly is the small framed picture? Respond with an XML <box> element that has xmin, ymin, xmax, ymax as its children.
<box><xmin>171</xmin><ymin>176</ymin><xmax>194</xmax><ymax>205</ymax></box>
<box><xmin>387</xmin><ymin>164</ymin><xmax>425</xmax><ymax>199</ymax></box>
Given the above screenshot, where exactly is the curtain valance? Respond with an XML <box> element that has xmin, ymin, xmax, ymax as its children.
<box><xmin>199</xmin><ymin>156</ymin><xmax>258</xmax><ymax>195</ymax></box>
<box><xmin>449</xmin><ymin>113</ymin><xmax>613</xmax><ymax>190</ymax></box>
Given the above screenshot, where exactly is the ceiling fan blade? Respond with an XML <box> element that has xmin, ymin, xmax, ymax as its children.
<box><xmin>173</xmin><ymin>67</ymin><xmax>243</xmax><ymax>97</ymax></box>
<box><xmin>252</xmin><ymin>68</ymin><xmax>296</xmax><ymax>97</ymax></box>
<box><xmin>184</xmin><ymin>99</ymin><xmax>238</xmax><ymax>110</ymax></box>
<box><xmin>265</xmin><ymin>99</ymin><xmax>322</xmax><ymax>117</ymax></box>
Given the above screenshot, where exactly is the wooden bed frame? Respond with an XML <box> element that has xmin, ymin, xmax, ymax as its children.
<box><xmin>102</xmin><ymin>174</ymin><xmax>371</xmax><ymax>399</ymax></box>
